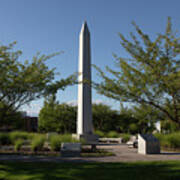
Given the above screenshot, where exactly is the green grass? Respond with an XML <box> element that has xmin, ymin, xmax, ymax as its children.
<box><xmin>0</xmin><ymin>161</ymin><xmax>179</xmax><ymax>180</ymax></box>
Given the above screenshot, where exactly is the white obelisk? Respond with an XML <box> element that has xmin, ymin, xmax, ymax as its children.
<box><xmin>74</xmin><ymin>22</ymin><xmax>98</xmax><ymax>142</ymax></box>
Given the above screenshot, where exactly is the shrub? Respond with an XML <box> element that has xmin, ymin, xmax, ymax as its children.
<box><xmin>79</xmin><ymin>138</ymin><xmax>86</xmax><ymax>145</ymax></box>
<box><xmin>60</xmin><ymin>134</ymin><xmax>80</xmax><ymax>143</ymax></box>
<box><xmin>106</xmin><ymin>131</ymin><xmax>119</xmax><ymax>138</ymax></box>
<box><xmin>14</xmin><ymin>139</ymin><xmax>24</xmax><ymax>151</ymax></box>
<box><xmin>155</xmin><ymin>132</ymin><xmax>180</xmax><ymax>149</ymax></box>
<box><xmin>60</xmin><ymin>134</ymin><xmax>73</xmax><ymax>142</ymax></box>
<box><xmin>31</xmin><ymin>136</ymin><xmax>45</xmax><ymax>152</ymax></box>
<box><xmin>167</xmin><ymin>134</ymin><xmax>180</xmax><ymax>148</ymax></box>
<box><xmin>50</xmin><ymin>135</ymin><xmax>62</xmax><ymax>151</ymax></box>
<box><xmin>95</xmin><ymin>130</ymin><xmax>105</xmax><ymax>138</ymax></box>
<box><xmin>0</xmin><ymin>133</ymin><xmax>11</xmax><ymax>145</ymax></box>
<box><xmin>10</xmin><ymin>131</ymin><xmax>29</xmax><ymax>144</ymax></box>
<box><xmin>120</xmin><ymin>133</ymin><xmax>131</xmax><ymax>143</ymax></box>
<box><xmin>50</xmin><ymin>134</ymin><xmax>81</xmax><ymax>151</ymax></box>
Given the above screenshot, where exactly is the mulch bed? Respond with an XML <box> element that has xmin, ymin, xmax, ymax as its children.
<box><xmin>0</xmin><ymin>146</ymin><xmax>113</xmax><ymax>157</ymax></box>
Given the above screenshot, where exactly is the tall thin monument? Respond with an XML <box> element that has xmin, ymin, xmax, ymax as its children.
<box><xmin>74</xmin><ymin>22</ymin><xmax>98</xmax><ymax>142</ymax></box>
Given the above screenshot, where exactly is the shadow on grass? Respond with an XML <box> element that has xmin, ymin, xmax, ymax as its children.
<box><xmin>160</xmin><ymin>152</ymin><xmax>180</xmax><ymax>155</ymax></box>
<box><xmin>0</xmin><ymin>161</ymin><xmax>180</xmax><ymax>180</ymax></box>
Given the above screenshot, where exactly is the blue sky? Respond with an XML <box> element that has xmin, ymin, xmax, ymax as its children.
<box><xmin>0</xmin><ymin>0</ymin><xmax>180</xmax><ymax>116</ymax></box>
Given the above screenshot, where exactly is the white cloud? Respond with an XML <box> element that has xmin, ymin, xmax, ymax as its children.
<box><xmin>65</xmin><ymin>100</ymin><xmax>78</xmax><ymax>106</ymax></box>
<box><xmin>21</xmin><ymin>103</ymin><xmax>43</xmax><ymax>116</ymax></box>
<box><xmin>65</xmin><ymin>99</ymin><xmax>110</xmax><ymax>106</ymax></box>
<box><xmin>21</xmin><ymin>99</ymin><xmax>114</xmax><ymax>117</ymax></box>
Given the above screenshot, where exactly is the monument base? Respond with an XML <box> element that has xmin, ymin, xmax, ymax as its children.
<box><xmin>72</xmin><ymin>133</ymin><xmax>99</xmax><ymax>143</ymax></box>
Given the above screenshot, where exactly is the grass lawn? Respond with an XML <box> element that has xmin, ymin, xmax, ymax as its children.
<box><xmin>0</xmin><ymin>161</ymin><xmax>179</xmax><ymax>180</ymax></box>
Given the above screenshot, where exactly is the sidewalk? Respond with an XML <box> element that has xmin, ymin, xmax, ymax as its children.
<box><xmin>0</xmin><ymin>144</ymin><xmax>179</xmax><ymax>163</ymax></box>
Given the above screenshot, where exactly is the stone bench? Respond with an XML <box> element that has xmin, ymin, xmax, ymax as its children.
<box><xmin>61</xmin><ymin>143</ymin><xmax>81</xmax><ymax>157</ymax></box>
<box><xmin>99</xmin><ymin>138</ymin><xmax>122</xmax><ymax>144</ymax></box>
<box><xmin>126</xmin><ymin>136</ymin><xmax>138</xmax><ymax>148</ymax></box>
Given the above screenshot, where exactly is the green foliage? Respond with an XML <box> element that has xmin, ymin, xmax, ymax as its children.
<box><xmin>155</xmin><ymin>132</ymin><xmax>180</xmax><ymax>149</ymax></box>
<box><xmin>9</xmin><ymin>131</ymin><xmax>29</xmax><ymax>144</ymax></box>
<box><xmin>31</xmin><ymin>136</ymin><xmax>45</xmax><ymax>152</ymax></box>
<box><xmin>50</xmin><ymin>135</ymin><xmax>62</xmax><ymax>151</ymax></box>
<box><xmin>94</xmin><ymin>130</ymin><xmax>105</xmax><ymax>137</ymax></box>
<box><xmin>50</xmin><ymin>134</ymin><xmax>81</xmax><ymax>151</ymax></box>
<box><xmin>0</xmin><ymin>42</ymin><xmax>76</xmax><ymax>126</ymax></box>
<box><xmin>129</xmin><ymin>123</ymin><xmax>138</xmax><ymax>134</ymax></box>
<box><xmin>38</xmin><ymin>95</ymin><xmax>76</xmax><ymax>133</ymax></box>
<box><xmin>39</xmin><ymin>100</ymin><xmax>159</xmax><ymax>134</ymax></box>
<box><xmin>0</xmin><ymin>131</ymin><xmax>37</xmax><ymax>146</ymax></box>
<box><xmin>39</xmin><ymin>101</ymin><xmax>146</xmax><ymax>134</ymax></box>
<box><xmin>120</xmin><ymin>133</ymin><xmax>131</xmax><ymax>143</ymax></box>
<box><xmin>39</xmin><ymin>101</ymin><xmax>122</xmax><ymax>134</ymax></box>
<box><xmin>94</xmin><ymin>17</ymin><xmax>180</xmax><ymax>129</ymax></box>
<box><xmin>0</xmin><ymin>133</ymin><xmax>11</xmax><ymax>145</ymax></box>
<box><xmin>0</xmin><ymin>102</ymin><xmax>24</xmax><ymax>130</ymax></box>
<box><xmin>59</xmin><ymin>134</ymin><xmax>80</xmax><ymax>143</ymax></box>
<box><xmin>161</xmin><ymin>120</ymin><xmax>179</xmax><ymax>133</ymax></box>
<box><xmin>130</xmin><ymin>104</ymin><xmax>163</xmax><ymax>133</ymax></box>
<box><xmin>118</xmin><ymin>105</ymin><xmax>140</xmax><ymax>134</ymax></box>
<box><xmin>93</xmin><ymin>103</ymin><xmax>120</xmax><ymax>132</ymax></box>
<box><xmin>106</xmin><ymin>131</ymin><xmax>119</xmax><ymax>138</ymax></box>
<box><xmin>14</xmin><ymin>139</ymin><xmax>24</xmax><ymax>151</ymax></box>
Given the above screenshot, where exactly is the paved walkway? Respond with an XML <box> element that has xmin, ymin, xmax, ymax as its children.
<box><xmin>0</xmin><ymin>144</ymin><xmax>179</xmax><ymax>163</ymax></box>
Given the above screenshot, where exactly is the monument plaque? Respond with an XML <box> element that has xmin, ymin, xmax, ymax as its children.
<box><xmin>138</xmin><ymin>134</ymin><xmax>160</xmax><ymax>154</ymax></box>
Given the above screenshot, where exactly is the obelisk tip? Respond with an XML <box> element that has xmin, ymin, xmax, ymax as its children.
<box><xmin>81</xmin><ymin>21</ymin><xmax>89</xmax><ymax>34</ymax></box>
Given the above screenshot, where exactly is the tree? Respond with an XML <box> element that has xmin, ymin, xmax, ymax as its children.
<box><xmin>0</xmin><ymin>101</ymin><xmax>24</xmax><ymax>130</ymax></box>
<box><xmin>131</xmin><ymin>104</ymin><xmax>164</xmax><ymax>133</ymax></box>
<box><xmin>38</xmin><ymin>96</ymin><xmax>76</xmax><ymax>133</ymax></box>
<box><xmin>0</xmin><ymin>42</ymin><xmax>76</xmax><ymax>126</ymax></box>
<box><xmin>92</xmin><ymin>103</ymin><xmax>119</xmax><ymax>132</ymax></box>
<box><xmin>161</xmin><ymin>119</ymin><xmax>179</xmax><ymax>133</ymax></box>
<box><xmin>94</xmin><ymin>17</ymin><xmax>180</xmax><ymax>129</ymax></box>
<box><xmin>118</xmin><ymin>104</ymin><xmax>139</xmax><ymax>134</ymax></box>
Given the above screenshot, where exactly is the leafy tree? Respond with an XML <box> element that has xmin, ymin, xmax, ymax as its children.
<box><xmin>0</xmin><ymin>42</ymin><xmax>76</xmax><ymax>126</ymax></box>
<box><xmin>39</xmin><ymin>102</ymin><xmax>124</xmax><ymax>133</ymax></box>
<box><xmin>92</xmin><ymin>103</ymin><xmax>119</xmax><ymax>132</ymax></box>
<box><xmin>118</xmin><ymin>105</ymin><xmax>139</xmax><ymax>134</ymax></box>
<box><xmin>0</xmin><ymin>101</ymin><xmax>24</xmax><ymax>130</ymax></box>
<box><xmin>38</xmin><ymin>96</ymin><xmax>76</xmax><ymax>133</ymax></box>
<box><xmin>93</xmin><ymin>103</ymin><xmax>139</xmax><ymax>133</ymax></box>
<box><xmin>39</xmin><ymin>101</ymin><xmax>145</xmax><ymax>134</ymax></box>
<box><xmin>161</xmin><ymin>119</ymin><xmax>179</xmax><ymax>133</ymax></box>
<box><xmin>131</xmin><ymin>104</ymin><xmax>164</xmax><ymax>133</ymax></box>
<box><xmin>94</xmin><ymin>17</ymin><xmax>180</xmax><ymax>129</ymax></box>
